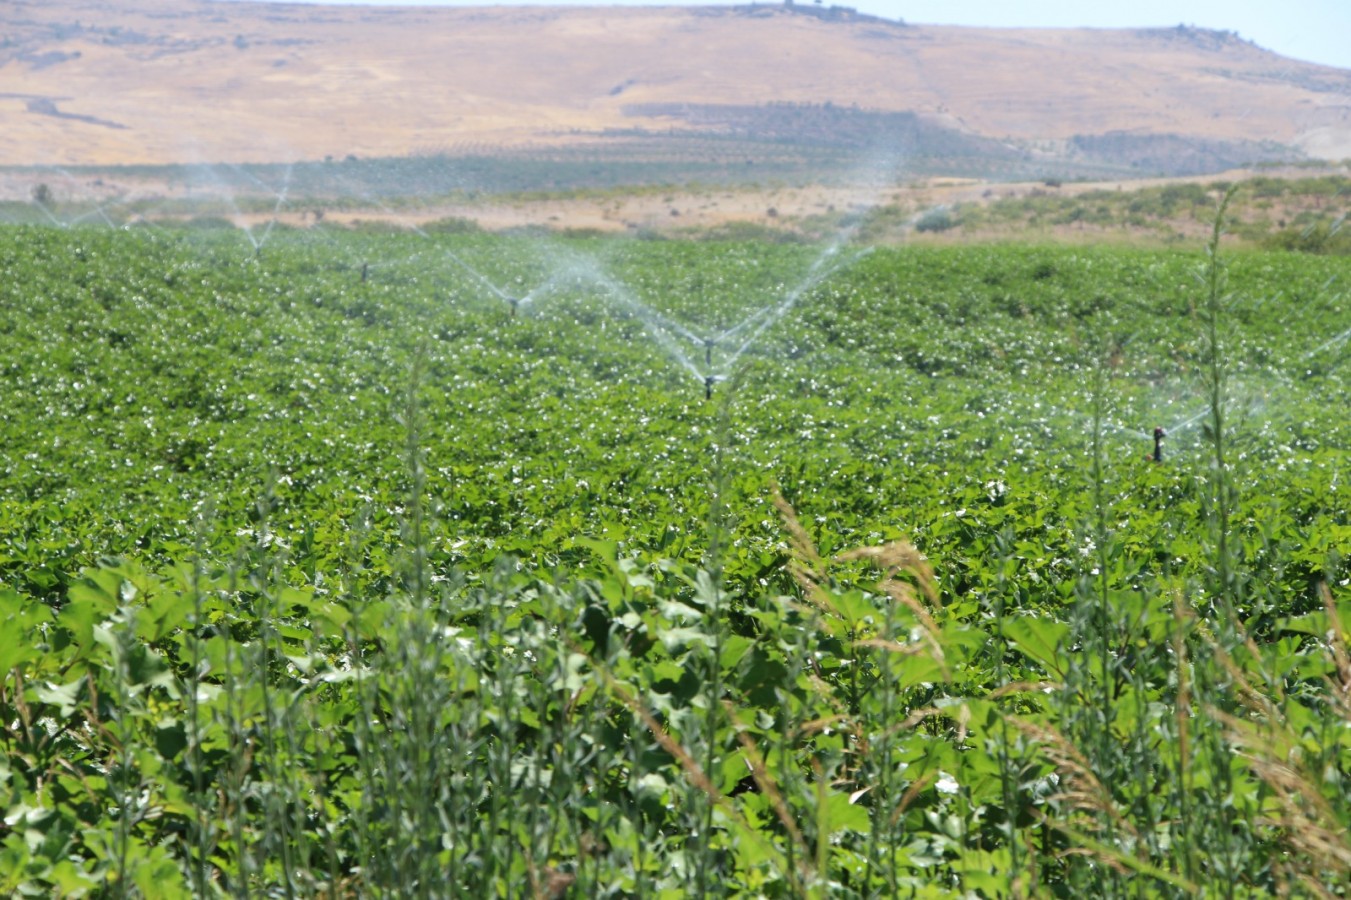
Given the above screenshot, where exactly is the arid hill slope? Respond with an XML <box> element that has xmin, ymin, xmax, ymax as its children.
<box><xmin>2</xmin><ymin>0</ymin><xmax>1350</xmax><ymax>167</ymax></box>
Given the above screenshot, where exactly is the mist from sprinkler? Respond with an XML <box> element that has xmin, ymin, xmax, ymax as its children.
<box><xmin>1085</xmin><ymin>276</ymin><xmax>1351</xmax><ymax>456</ymax></box>
<box><xmin>333</xmin><ymin>181</ymin><xmax>533</xmax><ymax>308</ymax></box>
<box><xmin>199</xmin><ymin>165</ymin><xmax>265</xmax><ymax>254</ymax></box>
<box><xmin>330</xmin><ymin>162</ymin><xmax>606</xmax><ymax>318</ymax></box>
<box><xmin>301</xmin><ymin>217</ymin><xmax>406</xmax><ymax>282</ymax></box>
<box><xmin>1146</xmin><ymin>281</ymin><xmax>1351</xmax><ymax>441</ymax></box>
<box><xmin>255</xmin><ymin>163</ymin><xmax>294</xmax><ymax>251</ymax></box>
<box><xmin>70</xmin><ymin>205</ymin><xmax>121</xmax><ymax>229</ymax></box>
<box><xmin>553</xmin><ymin>150</ymin><xmax>903</xmax><ymax>399</ymax></box>
<box><xmin>222</xmin><ymin>162</ymin><xmax>294</xmax><ymax>258</ymax></box>
<box><xmin>8</xmin><ymin>150</ymin><xmax>897</xmax><ymax>408</ymax></box>
<box><xmin>30</xmin><ymin>194</ymin><xmax>67</xmax><ymax>229</ymax></box>
<box><xmin>1100</xmin><ymin>420</ymin><xmax>1153</xmax><ymax>441</ymax></box>
<box><xmin>1304</xmin><ymin>321</ymin><xmax>1351</xmax><ymax>365</ymax></box>
<box><xmin>724</xmin><ymin>244</ymin><xmax>872</xmax><ymax>367</ymax></box>
<box><xmin>582</xmin><ymin>265</ymin><xmax>705</xmax><ymax>383</ymax></box>
<box><xmin>582</xmin><ymin>237</ymin><xmax>869</xmax><ymax>400</ymax></box>
<box><xmin>12</xmin><ymin>145</ymin><xmax>1345</xmax><ymax>443</ymax></box>
<box><xmin>22</xmin><ymin>166</ymin><xmax>102</xmax><ymax>228</ymax></box>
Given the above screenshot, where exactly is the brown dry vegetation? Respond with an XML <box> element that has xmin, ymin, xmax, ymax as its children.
<box><xmin>2</xmin><ymin>0</ymin><xmax>1350</xmax><ymax>168</ymax></box>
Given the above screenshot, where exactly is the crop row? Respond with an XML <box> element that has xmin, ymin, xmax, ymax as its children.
<box><xmin>1</xmin><ymin>221</ymin><xmax>1349</xmax><ymax>894</ymax></box>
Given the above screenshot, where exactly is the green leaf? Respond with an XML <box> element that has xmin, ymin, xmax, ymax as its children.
<box><xmin>57</xmin><ymin>599</ymin><xmax>106</xmax><ymax>660</ymax></box>
<box><xmin>31</xmin><ymin>679</ymin><xmax>84</xmax><ymax>718</ymax></box>
<box><xmin>822</xmin><ymin>788</ymin><xmax>871</xmax><ymax>836</ymax></box>
<box><xmin>1002</xmin><ymin>616</ymin><xmax>1070</xmax><ymax>678</ymax></box>
<box><xmin>47</xmin><ymin>859</ymin><xmax>97</xmax><ymax>897</ymax></box>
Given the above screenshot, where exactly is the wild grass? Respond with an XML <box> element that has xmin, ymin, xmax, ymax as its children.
<box><xmin>858</xmin><ymin>175</ymin><xmax>1350</xmax><ymax>251</ymax></box>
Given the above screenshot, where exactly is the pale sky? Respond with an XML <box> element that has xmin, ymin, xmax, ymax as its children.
<box><xmin>229</xmin><ymin>0</ymin><xmax>1351</xmax><ymax>70</ymax></box>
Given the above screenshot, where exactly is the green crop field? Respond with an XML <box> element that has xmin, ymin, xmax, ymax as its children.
<box><xmin>2</xmin><ymin>202</ymin><xmax>1350</xmax><ymax>896</ymax></box>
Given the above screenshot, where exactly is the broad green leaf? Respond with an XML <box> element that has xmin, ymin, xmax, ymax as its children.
<box><xmin>1002</xmin><ymin>616</ymin><xmax>1070</xmax><ymax>678</ymax></box>
<box><xmin>31</xmin><ymin>679</ymin><xmax>84</xmax><ymax>718</ymax></box>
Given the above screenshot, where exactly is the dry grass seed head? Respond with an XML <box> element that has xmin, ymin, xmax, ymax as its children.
<box><xmin>771</xmin><ymin>489</ymin><xmax>837</xmax><ymax>616</ymax></box>
<box><xmin>834</xmin><ymin>540</ymin><xmax>938</xmax><ymax>606</ymax></box>
<box><xmin>722</xmin><ymin>700</ymin><xmax>811</xmax><ymax>859</ymax></box>
<box><xmin>893</xmin><ymin>773</ymin><xmax>935</xmax><ymax>826</ymax></box>
<box><xmin>772</xmin><ymin>488</ymin><xmax>825</xmax><ymax>576</ymax></box>
<box><xmin>773</xmin><ymin>491</ymin><xmax>944</xmax><ymax>659</ymax></box>
<box><xmin>839</xmin><ymin>542</ymin><xmax>944</xmax><ymax>662</ymax></box>
<box><xmin>897</xmin><ymin>703</ymin><xmax>972</xmax><ymax>744</ymax></box>
<box><xmin>1242</xmin><ymin>750</ymin><xmax>1351</xmax><ymax>878</ymax></box>
<box><xmin>1008</xmin><ymin>717</ymin><xmax>1139</xmax><ymax>840</ymax></box>
<box><xmin>1202</xmin><ymin>586</ymin><xmax>1351</xmax><ymax>884</ymax></box>
<box><xmin>1211</xmin><ymin>706</ymin><xmax>1351</xmax><ymax>875</ymax></box>
<box><xmin>1319</xmin><ymin>583</ymin><xmax>1351</xmax><ymax>706</ymax></box>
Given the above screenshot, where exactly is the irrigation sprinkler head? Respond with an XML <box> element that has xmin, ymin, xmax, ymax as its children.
<box><xmin>508</xmin><ymin>297</ymin><xmax>521</xmax><ymax>317</ymax></box>
<box><xmin>704</xmin><ymin>374</ymin><xmax>717</xmax><ymax>400</ymax></box>
<box><xmin>360</xmin><ymin>262</ymin><xmax>369</xmax><ymax>283</ymax></box>
<box><xmin>703</xmin><ymin>337</ymin><xmax>716</xmax><ymax>366</ymax></box>
<box><xmin>1153</xmin><ymin>426</ymin><xmax>1166</xmax><ymax>463</ymax></box>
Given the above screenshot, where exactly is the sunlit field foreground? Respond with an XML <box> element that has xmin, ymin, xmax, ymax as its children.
<box><xmin>2</xmin><ymin>205</ymin><xmax>1350</xmax><ymax>896</ymax></box>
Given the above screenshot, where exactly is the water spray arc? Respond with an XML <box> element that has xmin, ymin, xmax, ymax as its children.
<box><xmin>1126</xmin><ymin>291</ymin><xmax>1351</xmax><ymax>450</ymax></box>
<box><xmin>585</xmin><ymin>257</ymin><xmax>849</xmax><ymax>398</ymax></box>
<box><xmin>173</xmin><ymin>161</ymin><xmax>299</xmax><ymax>258</ymax></box>
<box><xmin>553</xmin><ymin>152</ymin><xmax>906</xmax><ymax>398</ymax></box>
<box><xmin>325</xmin><ymin>177</ymin><xmax>555</xmax><ymax>312</ymax></box>
<box><xmin>29</xmin><ymin>194</ymin><xmax>67</xmax><ymax>229</ymax></box>
<box><xmin>252</xmin><ymin>163</ymin><xmax>294</xmax><ymax>256</ymax></box>
<box><xmin>582</xmin><ymin>233</ymin><xmax>871</xmax><ymax>400</ymax></box>
<box><xmin>724</xmin><ymin>244</ymin><xmax>869</xmax><ymax>368</ymax></box>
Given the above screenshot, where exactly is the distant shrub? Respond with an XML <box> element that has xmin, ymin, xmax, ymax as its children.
<box><xmin>1158</xmin><ymin>183</ymin><xmax>1210</xmax><ymax>207</ymax></box>
<box><xmin>696</xmin><ymin>221</ymin><xmax>806</xmax><ymax>243</ymax></box>
<box><xmin>1263</xmin><ymin>221</ymin><xmax>1351</xmax><ymax>255</ymax></box>
<box><xmin>347</xmin><ymin>219</ymin><xmax>412</xmax><ymax>234</ymax></box>
<box><xmin>1030</xmin><ymin>260</ymin><xmax>1058</xmax><ymax>280</ymax></box>
<box><xmin>914</xmin><ymin>207</ymin><xmax>957</xmax><ymax>233</ymax></box>
<box><xmin>423</xmin><ymin>216</ymin><xmax>482</xmax><ymax>234</ymax></box>
<box><xmin>181</xmin><ymin>216</ymin><xmax>237</xmax><ymax>231</ymax></box>
<box><xmin>557</xmin><ymin>226</ymin><xmax>608</xmax><ymax>239</ymax></box>
<box><xmin>1248</xmin><ymin>176</ymin><xmax>1290</xmax><ymax>199</ymax></box>
<box><xmin>1282</xmin><ymin>175</ymin><xmax>1351</xmax><ymax>198</ymax></box>
<box><xmin>498</xmin><ymin>224</ymin><xmax>553</xmax><ymax>239</ymax></box>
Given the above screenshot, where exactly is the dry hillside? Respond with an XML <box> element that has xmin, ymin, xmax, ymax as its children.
<box><xmin>2</xmin><ymin>0</ymin><xmax>1350</xmax><ymax>169</ymax></box>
